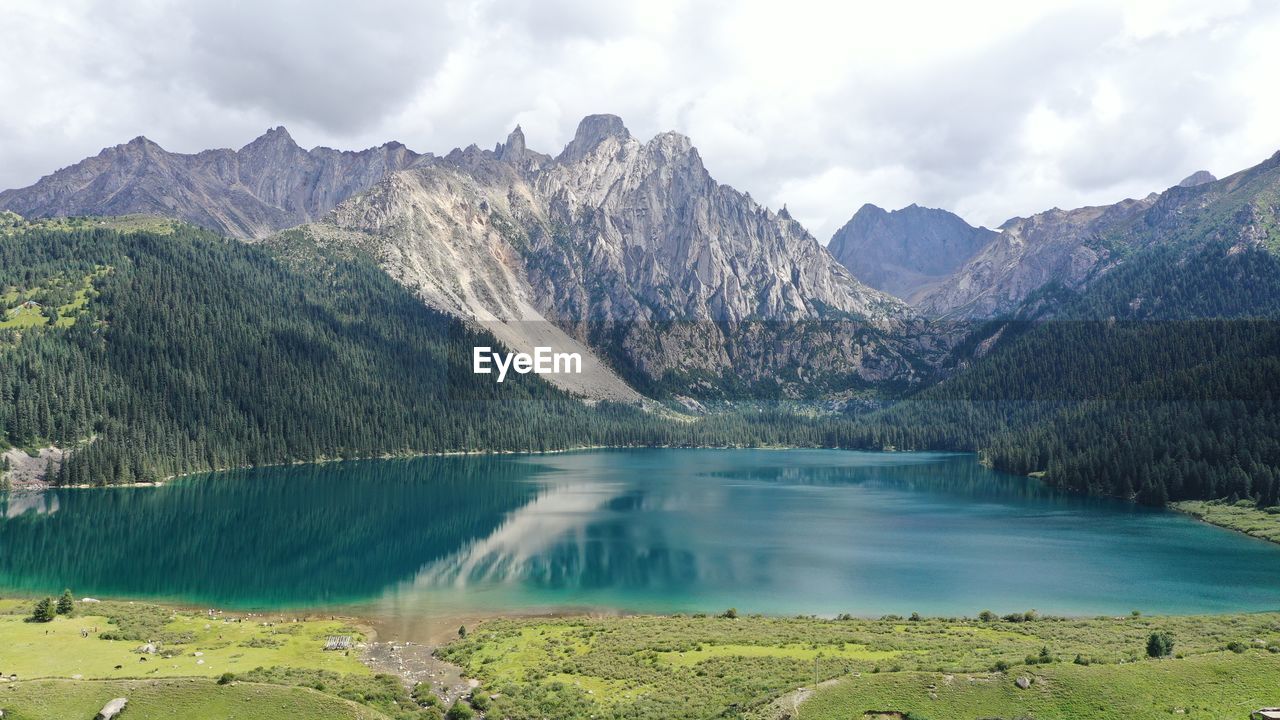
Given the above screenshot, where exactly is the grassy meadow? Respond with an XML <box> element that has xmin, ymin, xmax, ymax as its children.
<box><xmin>0</xmin><ymin>597</ymin><xmax>437</xmax><ymax>720</ymax></box>
<box><xmin>3</xmin><ymin>595</ymin><xmax>1280</xmax><ymax>719</ymax></box>
<box><xmin>440</xmin><ymin>612</ymin><xmax>1280</xmax><ymax>720</ymax></box>
<box><xmin>1175</xmin><ymin>499</ymin><xmax>1280</xmax><ymax>544</ymax></box>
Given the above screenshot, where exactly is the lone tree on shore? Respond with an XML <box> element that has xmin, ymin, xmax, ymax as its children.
<box><xmin>1147</xmin><ymin>631</ymin><xmax>1174</xmax><ymax>658</ymax></box>
<box><xmin>30</xmin><ymin>597</ymin><xmax>56</xmax><ymax>623</ymax></box>
<box><xmin>56</xmin><ymin>589</ymin><xmax>74</xmax><ymax>615</ymax></box>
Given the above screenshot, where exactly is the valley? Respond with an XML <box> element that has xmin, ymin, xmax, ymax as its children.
<box><xmin>1</xmin><ymin>116</ymin><xmax>1279</xmax><ymax>720</ymax></box>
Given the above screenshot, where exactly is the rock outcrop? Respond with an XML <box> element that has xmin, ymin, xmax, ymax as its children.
<box><xmin>288</xmin><ymin>115</ymin><xmax>936</xmax><ymax>398</ymax></box>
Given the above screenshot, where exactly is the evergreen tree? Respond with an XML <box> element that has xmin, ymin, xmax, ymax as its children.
<box><xmin>30</xmin><ymin>597</ymin><xmax>55</xmax><ymax>623</ymax></box>
<box><xmin>56</xmin><ymin>588</ymin><xmax>74</xmax><ymax>615</ymax></box>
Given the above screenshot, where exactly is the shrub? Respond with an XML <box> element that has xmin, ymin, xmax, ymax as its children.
<box><xmin>978</xmin><ymin>610</ymin><xmax>996</xmax><ymax>622</ymax></box>
<box><xmin>1227</xmin><ymin>641</ymin><xmax>1247</xmax><ymax>654</ymax></box>
<box><xmin>1147</xmin><ymin>632</ymin><xmax>1174</xmax><ymax>658</ymax></box>
<box><xmin>217</xmin><ymin>672</ymin><xmax>235</xmax><ymax>685</ymax></box>
<box><xmin>720</xmin><ymin>608</ymin><xmax>739</xmax><ymax>619</ymax></box>
<box><xmin>413</xmin><ymin>682</ymin><xmax>443</xmax><ymax>707</ymax></box>
<box><xmin>446</xmin><ymin>701</ymin><xmax>475</xmax><ymax>720</ymax></box>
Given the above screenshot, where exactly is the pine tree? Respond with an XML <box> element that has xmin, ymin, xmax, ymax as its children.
<box><xmin>30</xmin><ymin>597</ymin><xmax>55</xmax><ymax>623</ymax></box>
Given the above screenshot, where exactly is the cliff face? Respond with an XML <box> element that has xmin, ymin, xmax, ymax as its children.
<box><xmin>290</xmin><ymin>116</ymin><xmax>937</xmax><ymax>399</ymax></box>
<box><xmin>0</xmin><ymin>127</ymin><xmax>423</xmax><ymax>239</ymax></box>
<box><xmin>827</xmin><ymin>203</ymin><xmax>997</xmax><ymax>301</ymax></box>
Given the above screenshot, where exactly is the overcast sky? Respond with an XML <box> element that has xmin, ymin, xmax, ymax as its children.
<box><xmin>4</xmin><ymin>0</ymin><xmax>1279</xmax><ymax>239</ymax></box>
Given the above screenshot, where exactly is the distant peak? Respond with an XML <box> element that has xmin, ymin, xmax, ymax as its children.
<box><xmin>1177</xmin><ymin>169</ymin><xmax>1216</xmax><ymax>187</ymax></box>
<box><xmin>854</xmin><ymin>203</ymin><xmax>887</xmax><ymax>216</ymax></box>
<box><xmin>497</xmin><ymin>125</ymin><xmax>527</xmax><ymax>162</ymax></box>
<box><xmin>559</xmin><ymin>114</ymin><xmax>631</xmax><ymax>162</ymax></box>
<box><xmin>241</xmin><ymin>126</ymin><xmax>299</xmax><ymax>153</ymax></box>
<box><xmin>123</xmin><ymin>135</ymin><xmax>161</xmax><ymax>150</ymax></box>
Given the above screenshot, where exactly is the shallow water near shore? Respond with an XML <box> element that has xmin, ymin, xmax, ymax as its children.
<box><xmin>3</xmin><ymin>449</ymin><xmax>1280</xmax><ymax>624</ymax></box>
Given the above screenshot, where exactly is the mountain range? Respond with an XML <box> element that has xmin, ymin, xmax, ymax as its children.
<box><xmin>3</xmin><ymin>114</ymin><xmax>1279</xmax><ymax>507</ymax></box>
<box><xmin>3</xmin><ymin>116</ymin><xmax>1278</xmax><ymax>401</ymax></box>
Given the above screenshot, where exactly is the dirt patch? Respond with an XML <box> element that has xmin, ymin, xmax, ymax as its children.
<box><xmin>362</xmin><ymin>640</ymin><xmax>473</xmax><ymax>706</ymax></box>
<box><xmin>757</xmin><ymin>676</ymin><xmax>846</xmax><ymax>720</ymax></box>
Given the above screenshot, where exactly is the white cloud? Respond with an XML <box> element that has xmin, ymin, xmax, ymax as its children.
<box><xmin>2</xmin><ymin>0</ymin><xmax>1279</xmax><ymax>238</ymax></box>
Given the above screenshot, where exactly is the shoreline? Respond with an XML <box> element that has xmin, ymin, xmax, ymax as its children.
<box><xmin>6</xmin><ymin>593</ymin><xmax>1280</xmax><ymax>720</ymax></box>
<box><xmin>1</xmin><ymin>442</ymin><xmax>917</xmax><ymax>493</ymax></box>
<box><xmin>1170</xmin><ymin>499</ymin><xmax>1280</xmax><ymax>546</ymax></box>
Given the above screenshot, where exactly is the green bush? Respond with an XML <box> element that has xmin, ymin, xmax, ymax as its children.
<box><xmin>446</xmin><ymin>701</ymin><xmax>475</xmax><ymax>720</ymax></box>
<box><xmin>1147</xmin><ymin>632</ymin><xmax>1175</xmax><ymax>658</ymax></box>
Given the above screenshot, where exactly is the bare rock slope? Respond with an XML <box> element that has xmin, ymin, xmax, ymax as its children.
<box><xmin>0</xmin><ymin>127</ymin><xmax>422</xmax><ymax>239</ymax></box>
<box><xmin>287</xmin><ymin>116</ymin><xmax>935</xmax><ymax>399</ymax></box>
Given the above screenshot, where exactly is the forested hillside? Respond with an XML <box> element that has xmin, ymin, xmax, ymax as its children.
<box><xmin>2</xmin><ymin>223</ymin><xmax>1277</xmax><ymax>509</ymax></box>
<box><xmin>854</xmin><ymin>240</ymin><xmax>1280</xmax><ymax>506</ymax></box>
<box><xmin>0</xmin><ymin>225</ymin><xmax>667</xmax><ymax>485</ymax></box>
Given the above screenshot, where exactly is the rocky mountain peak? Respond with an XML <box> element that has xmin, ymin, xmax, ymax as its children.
<box><xmin>0</xmin><ymin>127</ymin><xmax>422</xmax><ymax>239</ymax></box>
<box><xmin>559</xmin><ymin>114</ymin><xmax>632</xmax><ymax>163</ymax></box>
<box><xmin>1177</xmin><ymin>170</ymin><xmax>1217</xmax><ymax>187</ymax></box>
<box><xmin>828</xmin><ymin>203</ymin><xmax>997</xmax><ymax>301</ymax></box>
<box><xmin>241</xmin><ymin>126</ymin><xmax>299</xmax><ymax>152</ymax></box>
<box><xmin>497</xmin><ymin>125</ymin><xmax>527</xmax><ymax>159</ymax></box>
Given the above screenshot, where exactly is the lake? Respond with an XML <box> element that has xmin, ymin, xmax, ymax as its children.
<box><xmin>3</xmin><ymin>449</ymin><xmax>1280</xmax><ymax>628</ymax></box>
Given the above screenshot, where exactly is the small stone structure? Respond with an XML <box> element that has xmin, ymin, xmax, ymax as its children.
<box><xmin>324</xmin><ymin>635</ymin><xmax>353</xmax><ymax>651</ymax></box>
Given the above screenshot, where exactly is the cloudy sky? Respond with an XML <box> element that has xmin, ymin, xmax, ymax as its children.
<box><xmin>3</xmin><ymin>0</ymin><xmax>1279</xmax><ymax>239</ymax></box>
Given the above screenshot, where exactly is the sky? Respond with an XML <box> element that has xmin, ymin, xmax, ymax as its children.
<box><xmin>3</xmin><ymin>0</ymin><xmax>1280</xmax><ymax>240</ymax></box>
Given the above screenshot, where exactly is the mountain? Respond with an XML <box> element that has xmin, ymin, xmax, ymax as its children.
<box><xmin>826</xmin><ymin>203</ymin><xmax>997</xmax><ymax>301</ymax></box>
<box><xmin>1178</xmin><ymin>170</ymin><xmax>1217</xmax><ymax>187</ymax></box>
<box><xmin>915</xmin><ymin>155</ymin><xmax>1280</xmax><ymax>318</ymax></box>
<box><xmin>283</xmin><ymin>115</ymin><xmax>936</xmax><ymax>400</ymax></box>
<box><xmin>0</xmin><ymin>221</ymin><xmax>682</xmax><ymax>486</ymax></box>
<box><xmin>0</xmin><ymin>128</ymin><xmax>422</xmax><ymax>239</ymax></box>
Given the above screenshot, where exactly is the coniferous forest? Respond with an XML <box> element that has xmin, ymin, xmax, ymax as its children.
<box><xmin>1</xmin><ymin>224</ymin><xmax>1278</xmax><ymax>508</ymax></box>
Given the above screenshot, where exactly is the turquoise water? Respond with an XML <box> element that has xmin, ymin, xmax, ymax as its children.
<box><xmin>3</xmin><ymin>449</ymin><xmax>1280</xmax><ymax>621</ymax></box>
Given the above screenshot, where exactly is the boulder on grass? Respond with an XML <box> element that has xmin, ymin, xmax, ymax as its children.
<box><xmin>1015</xmin><ymin>676</ymin><xmax>1032</xmax><ymax>689</ymax></box>
<box><xmin>95</xmin><ymin>697</ymin><xmax>127</xmax><ymax>720</ymax></box>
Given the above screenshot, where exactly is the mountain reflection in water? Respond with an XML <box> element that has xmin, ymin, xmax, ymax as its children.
<box><xmin>5</xmin><ymin>449</ymin><xmax>1280</xmax><ymax>619</ymax></box>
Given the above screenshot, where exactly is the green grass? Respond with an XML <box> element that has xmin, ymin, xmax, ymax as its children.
<box><xmin>0</xmin><ymin>212</ymin><xmax>179</xmax><ymax>237</ymax></box>
<box><xmin>0</xmin><ymin>600</ymin><xmax>369</xmax><ymax>680</ymax></box>
<box><xmin>1175</xmin><ymin>499</ymin><xmax>1280</xmax><ymax>544</ymax></box>
<box><xmin>0</xmin><ymin>678</ymin><xmax>387</xmax><ymax>720</ymax></box>
<box><xmin>0</xmin><ymin>598</ymin><xmax>447</xmax><ymax>719</ymax></box>
<box><xmin>657</xmin><ymin>642</ymin><xmax>904</xmax><ymax>666</ymax></box>
<box><xmin>440</xmin><ymin>613</ymin><xmax>1280</xmax><ymax>720</ymax></box>
<box><xmin>802</xmin><ymin>651</ymin><xmax>1280</xmax><ymax>720</ymax></box>
<box><xmin>0</xmin><ymin>267</ymin><xmax>108</xmax><ymax>330</ymax></box>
